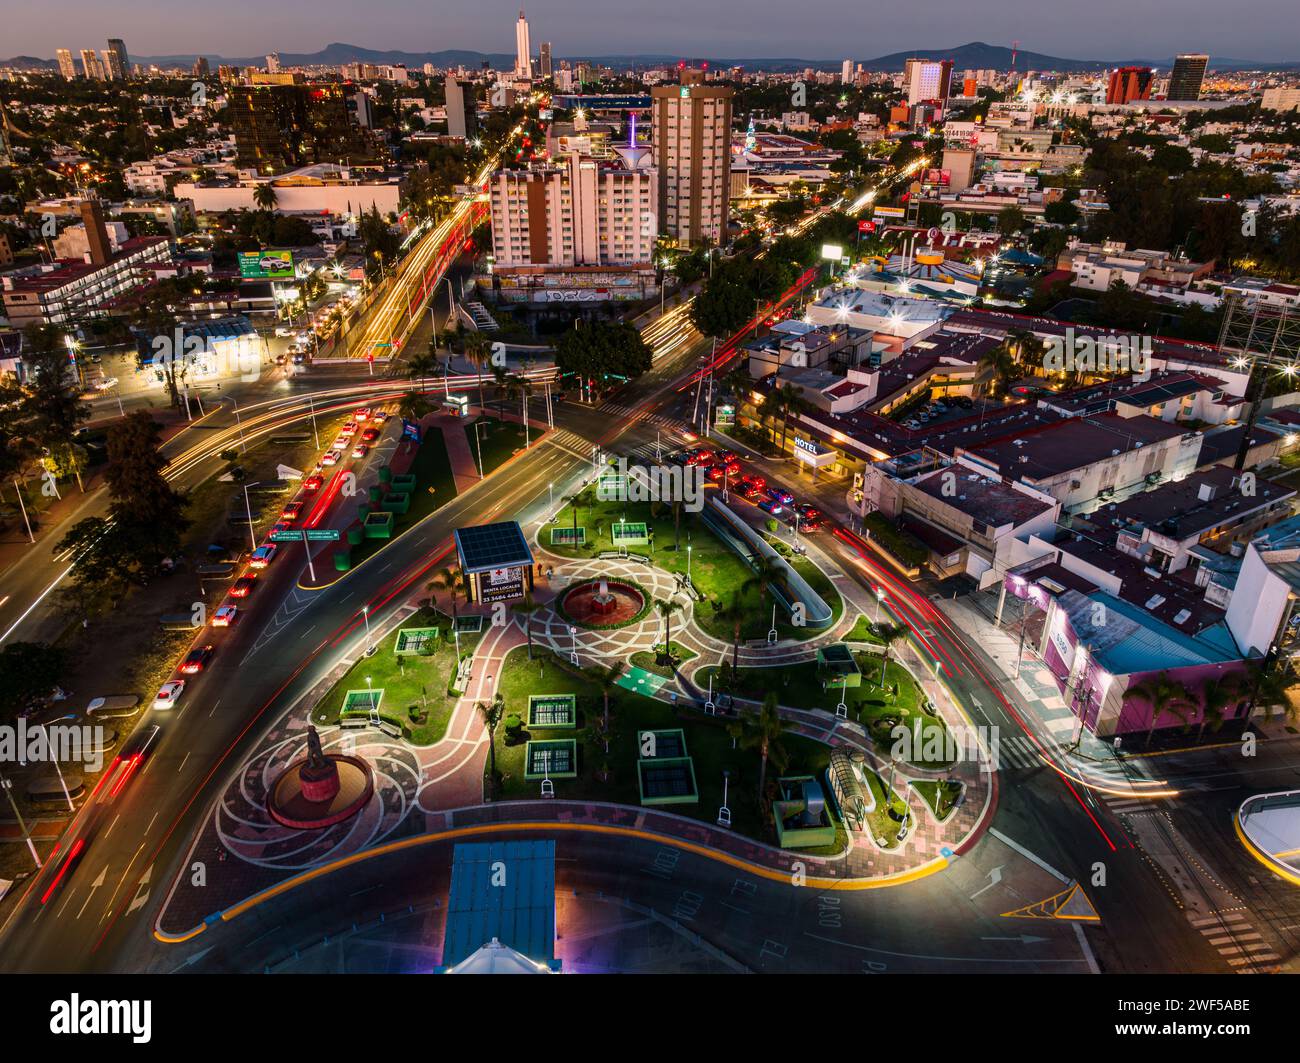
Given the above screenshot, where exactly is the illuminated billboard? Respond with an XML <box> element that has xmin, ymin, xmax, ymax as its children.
<box><xmin>238</xmin><ymin>250</ymin><xmax>295</xmax><ymax>279</ymax></box>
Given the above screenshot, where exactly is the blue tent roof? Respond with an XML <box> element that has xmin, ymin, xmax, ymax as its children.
<box><xmin>442</xmin><ymin>840</ymin><xmax>556</xmax><ymax>969</ymax></box>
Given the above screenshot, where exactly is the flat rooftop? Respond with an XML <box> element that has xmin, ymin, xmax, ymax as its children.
<box><xmin>962</xmin><ymin>414</ymin><xmax>1188</xmax><ymax>482</ymax></box>
<box><xmin>911</xmin><ymin>465</ymin><xmax>1055</xmax><ymax>528</ymax></box>
<box><xmin>1101</xmin><ymin>466</ymin><xmax>1293</xmax><ymax>541</ymax></box>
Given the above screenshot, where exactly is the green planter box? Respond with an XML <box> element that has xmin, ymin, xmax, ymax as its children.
<box><xmin>383</xmin><ymin>492</ymin><xmax>411</xmax><ymax>515</ymax></box>
<box><xmin>335</xmin><ymin>549</ymin><xmax>352</xmax><ymax>571</ymax></box>
<box><xmin>363</xmin><ymin>511</ymin><xmax>394</xmax><ymax>539</ymax></box>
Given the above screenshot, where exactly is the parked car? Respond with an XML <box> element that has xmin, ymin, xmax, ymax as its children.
<box><xmin>249</xmin><ymin>545</ymin><xmax>277</xmax><ymax>569</ymax></box>
<box><xmin>212</xmin><ymin>605</ymin><xmax>238</xmax><ymax>627</ymax></box>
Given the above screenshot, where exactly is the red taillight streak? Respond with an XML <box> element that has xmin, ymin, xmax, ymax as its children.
<box><xmin>89</xmin><ymin>756</ymin><xmax>121</xmax><ymax>800</ymax></box>
<box><xmin>40</xmin><ymin>838</ymin><xmax>85</xmax><ymax>905</ymax></box>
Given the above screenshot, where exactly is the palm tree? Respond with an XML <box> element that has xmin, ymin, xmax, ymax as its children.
<box><xmin>462</xmin><ymin>330</ymin><xmax>491</xmax><ymax>415</ymax></box>
<box><xmin>653</xmin><ymin>597</ymin><xmax>684</xmax><ymax>660</ymax></box>
<box><xmin>585</xmin><ymin>660</ymin><xmax>627</xmax><ymax>729</ymax></box>
<box><xmin>426</xmin><ymin>565</ymin><xmax>466</xmax><ymax>619</ymax></box>
<box><xmin>476</xmin><ymin>693</ymin><xmax>506</xmax><ymax>795</ymax></box>
<box><xmin>584</xmin><ymin>713</ymin><xmax>619</xmax><ymax>782</ymax></box>
<box><xmin>1244</xmin><ymin>663</ymin><xmax>1299</xmax><ymax>725</ymax></box>
<box><xmin>758</xmin><ymin>390</ymin><xmax>782</xmax><ymax>448</ymax></box>
<box><xmin>1195</xmin><ymin>675</ymin><xmax>1240</xmax><ymax>742</ymax></box>
<box><xmin>405</xmin><ymin>348</ymin><xmax>438</xmax><ymax>396</ymax></box>
<box><xmin>511</xmin><ymin>591</ymin><xmax>542</xmax><ymax>659</ymax></box>
<box><xmin>717</xmin><ymin>590</ymin><xmax>748</xmax><ymax>672</ymax></box>
<box><xmin>252</xmin><ymin>182</ymin><xmax>277</xmax><ymax>211</ymax></box>
<box><xmin>1123</xmin><ymin>672</ymin><xmax>1194</xmax><ymax>747</ymax></box>
<box><xmin>397</xmin><ymin>390</ymin><xmax>432</xmax><ymax>424</ymax></box>
<box><xmin>743</xmin><ymin>556</ymin><xmax>786</xmax><ymax>622</ymax></box>
<box><xmin>978</xmin><ymin>343</ymin><xmax>1017</xmax><ymax>399</ymax></box>
<box><xmin>563</xmin><ymin>489</ymin><xmax>585</xmax><ymax>546</ymax></box>
<box><xmin>727</xmin><ymin>691</ymin><xmax>790</xmax><ymax>802</ymax></box>
<box><xmin>872</xmin><ymin>621</ymin><xmax>908</xmax><ymax>689</ymax></box>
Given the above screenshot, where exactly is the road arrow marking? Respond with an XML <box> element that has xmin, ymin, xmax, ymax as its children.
<box><xmin>76</xmin><ymin>866</ymin><xmax>107</xmax><ymax>919</ymax></box>
<box><xmin>969</xmin><ymin>865</ymin><xmax>1004</xmax><ymax>900</ymax></box>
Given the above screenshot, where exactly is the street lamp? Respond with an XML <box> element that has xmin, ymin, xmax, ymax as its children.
<box><xmin>241</xmin><ymin>480</ymin><xmax>260</xmax><ymax>554</ymax></box>
<box><xmin>686</xmin><ymin>543</ymin><xmax>693</xmax><ymax>585</ymax></box>
<box><xmin>875</xmin><ymin>586</ymin><xmax>885</xmax><ymax>622</ymax></box>
<box><xmin>362</xmin><ymin>604</ymin><xmax>375</xmax><ymax>656</ymax></box>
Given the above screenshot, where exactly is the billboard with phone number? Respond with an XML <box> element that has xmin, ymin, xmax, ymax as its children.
<box><xmin>238</xmin><ymin>250</ymin><xmax>295</xmax><ymax>279</ymax></box>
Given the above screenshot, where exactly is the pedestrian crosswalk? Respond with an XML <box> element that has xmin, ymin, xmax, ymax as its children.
<box><xmin>996</xmin><ymin>734</ymin><xmax>1049</xmax><ymax>770</ymax></box>
<box><xmin>593</xmin><ymin>400</ymin><xmax>693</xmax><ymax>435</ymax></box>
<box><xmin>1188</xmin><ymin>910</ymin><xmax>1282</xmax><ymax>972</ymax></box>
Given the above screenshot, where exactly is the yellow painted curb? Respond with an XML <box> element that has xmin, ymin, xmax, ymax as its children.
<box><xmin>1233</xmin><ymin>813</ymin><xmax>1300</xmax><ymax>888</ymax></box>
<box><xmin>156</xmin><ymin>818</ymin><xmax>950</xmax><ymax>945</ymax></box>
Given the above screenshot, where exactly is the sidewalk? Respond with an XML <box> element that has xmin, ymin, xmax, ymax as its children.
<box><xmin>439</xmin><ymin>414</ymin><xmax>481</xmax><ymax>494</ymax></box>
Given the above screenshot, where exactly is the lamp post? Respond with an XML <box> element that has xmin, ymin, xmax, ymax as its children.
<box><xmin>362</xmin><ymin>604</ymin><xmax>374</xmax><ymax>656</ymax></box>
<box><xmin>241</xmin><ymin>480</ymin><xmax>260</xmax><ymax>554</ymax></box>
<box><xmin>231</xmin><ymin>396</ymin><xmax>246</xmax><ymax>453</ymax></box>
<box><xmin>38</xmin><ymin>716</ymin><xmax>76</xmax><ymax>812</ymax></box>
<box><xmin>0</xmin><ymin>775</ymin><xmax>40</xmax><ymax>868</ymax></box>
<box><xmin>686</xmin><ymin>543</ymin><xmax>692</xmax><ymax>586</ymax></box>
<box><xmin>875</xmin><ymin>586</ymin><xmax>885</xmax><ymax>622</ymax></box>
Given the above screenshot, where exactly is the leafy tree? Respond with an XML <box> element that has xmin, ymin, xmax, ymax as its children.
<box><xmin>996</xmin><ymin>205</ymin><xmax>1027</xmax><ymax>238</ymax></box>
<box><xmin>58</xmin><ymin>412</ymin><xmax>189</xmax><ymax>606</ymax></box>
<box><xmin>0</xmin><ymin>642</ymin><xmax>66</xmax><ymax>724</ymax></box>
<box><xmin>554</xmin><ymin>321</ymin><xmax>652</xmax><ymax>389</ymax></box>
<box><xmin>690</xmin><ymin>276</ymin><xmax>754</xmax><ymax>339</ymax></box>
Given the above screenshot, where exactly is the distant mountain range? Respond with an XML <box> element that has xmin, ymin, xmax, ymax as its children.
<box><xmin>4</xmin><ymin>40</ymin><xmax>1298</xmax><ymax>74</ymax></box>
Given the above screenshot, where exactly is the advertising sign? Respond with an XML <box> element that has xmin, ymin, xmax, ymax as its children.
<box><xmin>238</xmin><ymin>250</ymin><xmax>295</xmax><ymax>279</ymax></box>
<box><xmin>481</xmin><ymin>566</ymin><xmax>525</xmax><ymax>603</ymax></box>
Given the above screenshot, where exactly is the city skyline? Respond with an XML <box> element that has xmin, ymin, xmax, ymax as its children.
<box><xmin>2</xmin><ymin>0</ymin><xmax>1297</xmax><ymax>65</ymax></box>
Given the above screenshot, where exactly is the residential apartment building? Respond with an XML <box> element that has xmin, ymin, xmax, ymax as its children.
<box><xmin>651</xmin><ymin>69</ymin><xmax>732</xmax><ymax>245</ymax></box>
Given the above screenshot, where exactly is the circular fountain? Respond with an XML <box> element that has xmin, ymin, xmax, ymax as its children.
<box><xmin>267</xmin><ymin>726</ymin><xmax>374</xmax><ymax>830</ymax></box>
<box><xmin>561</xmin><ymin>577</ymin><xmax>646</xmax><ymax>628</ymax></box>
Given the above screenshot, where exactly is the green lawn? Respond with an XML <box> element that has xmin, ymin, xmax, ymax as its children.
<box><xmin>492</xmin><ymin>647</ymin><xmax>842</xmax><ymax>850</ymax></box>
<box><xmin>547</xmin><ymin>490</ymin><xmax>836</xmax><ymax>643</ymax></box>
<box><xmin>629</xmin><ymin>642</ymin><xmax>698</xmax><ymax>678</ymax></box>
<box><xmin>312</xmin><ymin>608</ymin><xmax>481</xmax><ymax>745</ymax></box>
<box><xmin>863</xmin><ymin>764</ymin><xmax>911</xmax><ymax>849</ymax></box>
<box><xmin>472</xmin><ymin>419</ymin><xmax>528</xmax><ymax>474</ymax></box>
<box><xmin>698</xmin><ymin>650</ymin><xmax>953</xmax><ymax>768</ymax></box>
<box><xmin>910</xmin><ymin>779</ymin><xmax>964</xmax><ymax>822</ymax></box>
<box><xmin>843</xmin><ymin>614</ymin><xmax>885</xmax><ymax>644</ymax></box>
<box><xmin>343</xmin><ymin>431</ymin><xmax>456</xmax><ymax>568</ymax></box>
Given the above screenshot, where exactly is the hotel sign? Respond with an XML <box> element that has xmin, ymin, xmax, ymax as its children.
<box><xmin>793</xmin><ymin>437</ymin><xmax>837</xmax><ymax>468</ymax></box>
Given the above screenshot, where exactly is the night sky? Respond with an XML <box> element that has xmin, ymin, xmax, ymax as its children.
<box><xmin>3</xmin><ymin>0</ymin><xmax>1296</xmax><ymax>63</ymax></box>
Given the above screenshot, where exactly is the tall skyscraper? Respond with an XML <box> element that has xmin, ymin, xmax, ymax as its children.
<box><xmin>266</xmin><ymin>52</ymin><xmax>281</xmax><ymax>74</ymax></box>
<box><xmin>539</xmin><ymin>41</ymin><xmax>553</xmax><ymax>79</ymax></box>
<box><xmin>193</xmin><ymin>56</ymin><xmax>210</xmax><ymax>78</ymax></box>
<box><xmin>904</xmin><ymin>59</ymin><xmax>953</xmax><ymax>106</ymax></box>
<box><xmin>650</xmin><ymin>67</ymin><xmax>732</xmax><ymax>246</ymax></box>
<box><xmin>515</xmin><ymin>10</ymin><xmax>532</xmax><ymax>79</ymax></box>
<box><xmin>56</xmin><ymin>49</ymin><xmax>77</xmax><ymax>80</ymax></box>
<box><xmin>105</xmin><ymin>39</ymin><xmax>129</xmax><ymax>80</ymax></box>
<box><xmin>1106</xmin><ymin>66</ymin><xmax>1154</xmax><ymax>105</ymax></box>
<box><xmin>445</xmin><ymin>76</ymin><xmax>478</xmax><ymax>139</ymax></box>
<box><xmin>79</xmin><ymin>49</ymin><xmax>105</xmax><ymax>80</ymax></box>
<box><xmin>1167</xmin><ymin>54</ymin><xmax>1209</xmax><ymax>101</ymax></box>
<box><xmin>841</xmin><ymin>59</ymin><xmax>853</xmax><ymax>85</ymax></box>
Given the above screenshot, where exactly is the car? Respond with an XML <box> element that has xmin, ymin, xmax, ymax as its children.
<box><xmin>361</xmin><ymin>427</ymin><xmax>380</xmax><ymax>443</ymax></box>
<box><xmin>904</xmin><ymin>419</ymin><xmax>921</xmax><ymax>430</ymax></box>
<box><xmin>706</xmin><ymin>464</ymin><xmax>727</xmax><ymax>481</ymax></box>
<box><xmin>716</xmin><ymin>450</ymin><xmax>739</xmax><ymax>464</ymax></box>
<box><xmin>302</xmin><ymin>474</ymin><xmax>324</xmax><ymax>493</ymax></box>
<box><xmin>956</xmin><ymin>396</ymin><xmax>974</xmax><ymax>409</ymax></box>
<box><xmin>721</xmin><ymin>459</ymin><xmax>741</xmax><ymax>476</ymax></box>
<box><xmin>351</xmin><ymin>443</ymin><xmax>369</xmax><ymax>459</ymax></box>
<box><xmin>801</xmin><ymin>517</ymin><xmax>825</xmax><ymax>532</ymax></box>
<box><xmin>92</xmin><ymin>724</ymin><xmax>161</xmax><ymax>804</ymax></box>
<box><xmin>94</xmin><ymin>376</ymin><xmax>118</xmax><ymax>391</ymax></box>
<box><xmin>249</xmin><ymin>545</ymin><xmax>277</xmax><ymax>568</ymax></box>
<box><xmin>746</xmin><ymin>474</ymin><xmax>767</xmax><ymax>491</ymax></box>
<box><xmin>736</xmin><ymin>482</ymin><xmax>761</xmax><ymax>499</ymax></box>
<box><xmin>274</xmin><ymin>325</ymin><xmax>296</xmax><ymax>338</ymax></box>
<box><xmin>758</xmin><ymin>500</ymin><xmax>785</xmax><ymax>516</ymax></box>
<box><xmin>230</xmin><ymin>576</ymin><xmax>257</xmax><ymax>598</ymax></box>
<box><xmin>372</xmin><ymin>410</ymin><xmax>389</xmax><ymax>423</ymax></box>
<box><xmin>795</xmin><ymin>503</ymin><xmax>820</xmax><ymax>520</ymax></box>
<box><xmin>320</xmin><ymin>450</ymin><xmax>340</xmax><ymax>467</ymax></box>
<box><xmin>685</xmin><ymin>449</ymin><xmax>715</xmax><ymax>467</ymax></box>
<box><xmin>331</xmin><ymin>435</ymin><xmax>349</xmax><ymax>450</ymax></box>
<box><xmin>212</xmin><ymin>605</ymin><xmax>238</xmax><ymax>627</ymax></box>
<box><xmin>340</xmin><ymin>421</ymin><xmax>358</xmax><ymax>437</ymax></box>
<box><xmin>269</xmin><ymin>521</ymin><xmax>293</xmax><ymax>537</ymax></box>
<box><xmin>179</xmin><ymin>645</ymin><xmax>214</xmax><ymax>674</ymax></box>
<box><xmin>281</xmin><ymin>500</ymin><xmax>304</xmax><ymax>521</ymax></box>
<box><xmin>767</xmin><ymin>487</ymin><xmax>795</xmax><ymax>506</ymax></box>
<box><xmin>292</xmin><ymin>352</ymin><xmax>307</xmax><ymax>365</ymax></box>
<box><xmin>354</xmin><ymin>407</ymin><xmax>372</xmax><ymax>421</ymax></box>
<box><xmin>153</xmin><ymin>680</ymin><xmax>186</xmax><ymax>710</ymax></box>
